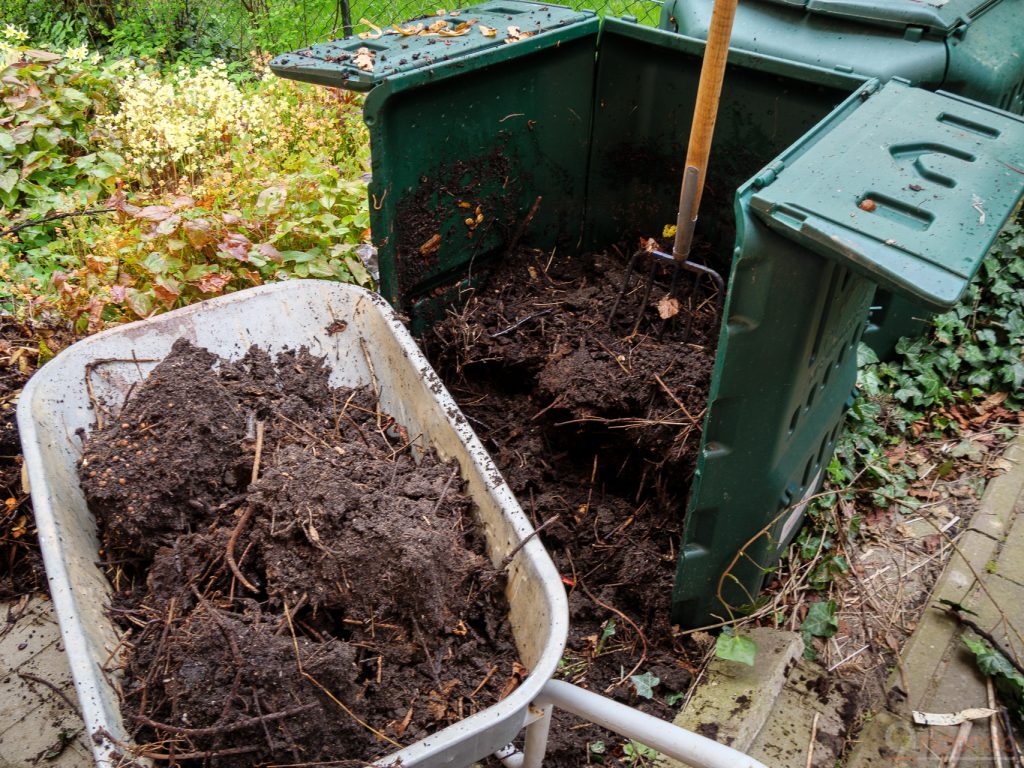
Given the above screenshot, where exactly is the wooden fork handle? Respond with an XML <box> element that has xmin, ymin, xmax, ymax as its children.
<box><xmin>673</xmin><ymin>0</ymin><xmax>740</xmax><ymax>258</ymax></box>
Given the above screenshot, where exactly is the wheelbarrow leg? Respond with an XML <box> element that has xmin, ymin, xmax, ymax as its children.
<box><xmin>495</xmin><ymin>704</ymin><xmax>553</xmax><ymax>768</ymax></box>
<box><xmin>521</xmin><ymin>704</ymin><xmax>554</xmax><ymax>768</ymax></box>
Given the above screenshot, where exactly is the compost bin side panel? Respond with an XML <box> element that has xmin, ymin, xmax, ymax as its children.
<box><xmin>365</xmin><ymin>26</ymin><xmax>599</xmax><ymax>324</ymax></box>
<box><xmin>672</xmin><ymin>210</ymin><xmax>874</xmax><ymax>627</ymax></box>
<box><xmin>584</xmin><ymin>20</ymin><xmax>858</xmax><ymax>266</ymax></box>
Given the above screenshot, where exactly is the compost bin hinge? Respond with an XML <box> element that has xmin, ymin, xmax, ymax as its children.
<box><xmin>752</xmin><ymin>160</ymin><xmax>786</xmax><ymax>189</ymax></box>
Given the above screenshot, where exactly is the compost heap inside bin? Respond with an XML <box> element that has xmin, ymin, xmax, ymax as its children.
<box><xmin>424</xmin><ymin>246</ymin><xmax>720</xmax><ymax>765</ymax></box>
<box><xmin>79</xmin><ymin>339</ymin><xmax>520</xmax><ymax>766</ymax></box>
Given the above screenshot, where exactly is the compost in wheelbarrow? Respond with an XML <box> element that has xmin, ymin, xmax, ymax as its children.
<box><xmin>424</xmin><ymin>245</ymin><xmax>723</xmax><ymax>764</ymax></box>
<box><xmin>79</xmin><ymin>338</ymin><xmax>522</xmax><ymax>765</ymax></box>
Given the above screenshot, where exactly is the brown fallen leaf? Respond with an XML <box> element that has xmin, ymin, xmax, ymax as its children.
<box><xmin>439</xmin><ymin>21</ymin><xmax>473</xmax><ymax>36</ymax></box>
<box><xmin>419</xmin><ymin>233</ymin><xmax>442</xmax><ymax>255</ymax></box>
<box><xmin>657</xmin><ymin>295</ymin><xmax>680</xmax><ymax>320</ymax></box>
<box><xmin>424</xmin><ymin>19</ymin><xmax>450</xmax><ymax>34</ymax></box>
<box><xmin>392</xmin><ymin>22</ymin><xmax>425</xmax><ymax>35</ymax></box>
<box><xmin>394</xmin><ymin>706</ymin><xmax>414</xmax><ymax>737</ymax></box>
<box><xmin>498</xmin><ymin>661</ymin><xmax>528</xmax><ymax>700</ymax></box>
<box><xmin>479</xmin><ymin>24</ymin><xmax>497</xmax><ymax>36</ymax></box>
<box><xmin>353</xmin><ymin>47</ymin><xmax>375</xmax><ymax>72</ymax></box>
<box><xmin>504</xmin><ymin>25</ymin><xmax>535</xmax><ymax>43</ymax></box>
<box><xmin>357</xmin><ymin>18</ymin><xmax>383</xmax><ymax>39</ymax></box>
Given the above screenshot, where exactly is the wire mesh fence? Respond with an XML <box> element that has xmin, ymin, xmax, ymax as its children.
<box><xmin>267</xmin><ymin>0</ymin><xmax>663</xmax><ymax>49</ymax></box>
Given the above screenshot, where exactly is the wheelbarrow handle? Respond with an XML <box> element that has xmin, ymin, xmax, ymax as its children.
<box><xmin>674</xmin><ymin>0</ymin><xmax>740</xmax><ymax>260</ymax></box>
<box><xmin>498</xmin><ymin>679</ymin><xmax>768</xmax><ymax>768</ymax></box>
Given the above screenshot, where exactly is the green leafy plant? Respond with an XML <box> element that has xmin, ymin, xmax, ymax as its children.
<box><xmin>629</xmin><ymin>671</ymin><xmax>659</xmax><ymax>700</ymax></box>
<box><xmin>595</xmin><ymin>617</ymin><xmax>617</xmax><ymax>654</ymax></box>
<box><xmin>800</xmin><ymin>600</ymin><xmax>839</xmax><ymax>659</ymax></box>
<box><xmin>963</xmin><ymin>636</ymin><xmax>1024</xmax><ymax>721</ymax></box>
<box><xmin>715</xmin><ymin>626</ymin><xmax>757</xmax><ymax>666</ymax></box>
<box><xmin>623</xmin><ymin>741</ymin><xmax>658</xmax><ymax>765</ymax></box>
<box><xmin>0</xmin><ymin>35</ymin><xmax>123</xmax><ymax>222</ymax></box>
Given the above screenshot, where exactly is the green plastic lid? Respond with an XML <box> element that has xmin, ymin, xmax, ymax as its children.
<box><xmin>269</xmin><ymin>1</ymin><xmax>592</xmax><ymax>91</ymax></box>
<box><xmin>759</xmin><ymin>0</ymin><xmax>999</xmax><ymax>33</ymax></box>
<box><xmin>749</xmin><ymin>79</ymin><xmax>1024</xmax><ymax>312</ymax></box>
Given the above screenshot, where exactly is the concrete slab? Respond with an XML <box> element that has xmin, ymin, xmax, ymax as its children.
<box><xmin>0</xmin><ymin>596</ymin><xmax>91</xmax><ymax>768</ymax></box>
<box><xmin>846</xmin><ymin>433</ymin><xmax>1024</xmax><ymax>768</ymax></box>
<box><xmin>961</xmin><ymin>572</ymin><xmax>1024</xmax><ymax>671</ymax></box>
<box><xmin>665</xmin><ymin>628</ymin><xmax>802</xmax><ymax>758</ymax></box>
<box><xmin>747</xmin><ymin>660</ymin><xmax>847</xmax><ymax>768</ymax></box>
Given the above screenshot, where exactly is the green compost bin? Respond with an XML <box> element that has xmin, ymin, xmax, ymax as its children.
<box><xmin>659</xmin><ymin>0</ymin><xmax>1024</xmax><ymax>359</ymax></box>
<box><xmin>271</xmin><ymin>11</ymin><xmax>1024</xmax><ymax>627</ymax></box>
<box><xmin>270</xmin><ymin>1</ymin><xmax>600</xmax><ymax>326</ymax></box>
<box><xmin>673</xmin><ymin>80</ymin><xmax>1024</xmax><ymax>625</ymax></box>
<box><xmin>661</xmin><ymin>0</ymin><xmax>1024</xmax><ymax>113</ymax></box>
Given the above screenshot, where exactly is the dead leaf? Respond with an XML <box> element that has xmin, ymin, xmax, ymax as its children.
<box><xmin>394</xmin><ymin>707</ymin><xmax>414</xmax><ymax>737</ymax></box>
<box><xmin>498</xmin><ymin>662</ymin><xmax>528</xmax><ymax>700</ymax></box>
<box><xmin>504</xmin><ymin>25</ymin><xmax>536</xmax><ymax>43</ymax></box>
<box><xmin>479</xmin><ymin>24</ymin><xmax>497</xmax><ymax>36</ymax></box>
<box><xmin>25</xmin><ymin>50</ymin><xmax>62</xmax><ymax>63</ymax></box>
<box><xmin>419</xmin><ymin>233</ymin><xmax>442</xmax><ymax>256</ymax></box>
<box><xmin>152</xmin><ymin>214</ymin><xmax>181</xmax><ymax>237</ymax></box>
<box><xmin>253</xmin><ymin>242</ymin><xmax>283</xmax><ymax>263</ymax></box>
<box><xmin>353</xmin><ymin>47</ymin><xmax>375</xmax><ymax>72</ymax></box>
<box><xmin>990</xmin><ymin>457</ymin><xmax>1014</xmax><ymax>473</ymax></box>
<box><xmin>657</xmin><ymin>295</ymin><xmax>680</xmax><ymax>320</ymax></box>
<box><xmin>183</xmin><ymin>218</ymin><xmax>214</xmax><ymax>248</ymax></box>
<box><xmin>217</xmin><ymin>232</ymin><xmax>252</xmax><ymax>261</ymax></box>
<box><xmin>439</xmin><ymin>21</ymin><xmax>473</xmax><ymax>36</ymax></box>
<box><xmin>134</xmin><ymin>205</ymin><xmax>173</xmax><ymax>222</ymax></box>
<box><xmin>357</xmin><ymin>18</ymin><xmax>383</xmax><ymax>39</ymax></box>
<box><xmin>169</xmin><ymin>194</ymin><xmax>195</xmax><ymax>210</ymax></box>
<box><xmin>194</xmin><ymin>272</ymin><xmax>233</xmax><ymax>294</ymax></box>
<box><xmin>392</xmin><ymin>22</ymin><xmax>424</xmax><ymax>35</ymax></box>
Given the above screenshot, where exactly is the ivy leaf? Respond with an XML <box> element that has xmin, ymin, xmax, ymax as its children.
<box><xmin>800</xmin><ymin>601</ymin><xmax>839</xmax><ymax>658</ymax></box>
<box><xmin>963</xmin><ymin>636</ymin><xmax>1024</xmax><ymax>719</ymax></box>
<box><xmin>715</xmin><ymin>628</ymin><xmax>757</xmax><ymax>666</ymax></box>
<box><xmin>629</xmin><ymin>671</ymin><xmax>660</xmax><ymax>699</ymax></box>
<box><xmin>857</xmin><ymin>342</ymin><xmax>879</xmax><ymax>367</ymax></box>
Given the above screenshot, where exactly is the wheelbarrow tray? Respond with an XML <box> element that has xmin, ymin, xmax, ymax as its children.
<box><xmin>17</xmin><ymin>280</ymin><xmax>568</xmax><ymax>768</ymax></box>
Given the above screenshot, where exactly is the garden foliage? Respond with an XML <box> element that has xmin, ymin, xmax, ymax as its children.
<box><xmin>1</xmin><ymin>26</ymin><xmax>373</xmax><ymax>332</ymax></box>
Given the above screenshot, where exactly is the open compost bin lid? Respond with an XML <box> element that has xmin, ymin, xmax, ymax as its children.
<box><xmin>752</xmin><ymin>0</ymin><xmax>996</xmax><ymax>34</ymax></box>
<box><xmin>748</xmin><ymin>79</ymin><xmax>1024</xmax><ymax>312</ymax></box>
<box><xmin>268</xmin><ymin>1</ymin><xmax>593</xmax><ymax>92</ymax></box>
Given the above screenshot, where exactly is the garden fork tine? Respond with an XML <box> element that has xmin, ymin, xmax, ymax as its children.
<box><xmin>608</xmin><ymin>0</ymin><xmax>738</xmax><ymax>333</ymax></box>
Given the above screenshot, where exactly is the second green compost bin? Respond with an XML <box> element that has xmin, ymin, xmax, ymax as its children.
<box><xmin>271</xmin><ymin>9</ymin><xmax>1024</xmax><ymax>627</ymax></box>
<box><xmin>660</xmin><ymin>0</ymin><xmax>1024</xmax><ymax>358</ymax></box>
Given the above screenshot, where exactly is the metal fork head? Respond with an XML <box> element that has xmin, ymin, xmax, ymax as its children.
<box><xmin>607</xmin><ymin>248</ymin><xmax>725</xmax><ymax>338</ymax></box>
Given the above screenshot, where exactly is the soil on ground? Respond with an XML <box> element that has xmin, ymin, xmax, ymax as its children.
<box><xmin>1</xmin><ymin>317</ymin><xmax>53</xmax><ymax>600</ymax></box>
<box><xmin>423</xmin><ymin>246</ymin><xmax>724</xmax><ymax>766</ymax></box>
<box><xmin>79</xmin><ymin>339</ymin><xmax>520</xmax><ymax>766</ymax></box>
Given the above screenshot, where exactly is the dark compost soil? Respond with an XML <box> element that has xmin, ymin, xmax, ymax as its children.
<box><xmin>79</xmin><ymin>339</ymin><xmax>520</xmax><ymax>766</ymax></box>
<box><xmin>423</xmin><ymin>247</ymin><xmax>723</xmax><ymax>766</ymax></box>
<box><xmin>0</xmin><ymin>317</ymin><xmax>49</xmax><ymax>600</ymax></box>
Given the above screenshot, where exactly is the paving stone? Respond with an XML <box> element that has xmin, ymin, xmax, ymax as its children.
<box><xmin>994</xmin><ymin>494</ymin><xmax>1024</xmax><ymax>587</ymax></box>
<box><xmin>747</xmin><ymin>660</ymin><xmax>847</xmax><ymax>768</ymax></box>
<box><xmin>663</xmin><ymin>628</ymin><xmax>802</xmax><ymax>761</ymax></box>
<box><xmin>846</xmin><ymin>434</ymin><xmax>1024</xmax><ymax>768</ymax></box>
<box><xmin>0</xmin><ymin>597</ymin><xmax>91</xmax><ymax>768</ymax></box>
